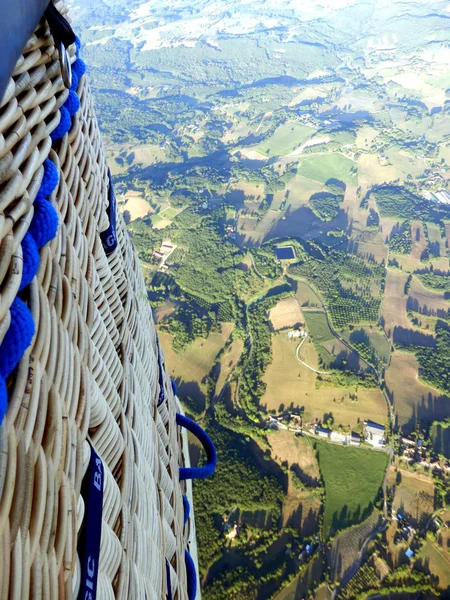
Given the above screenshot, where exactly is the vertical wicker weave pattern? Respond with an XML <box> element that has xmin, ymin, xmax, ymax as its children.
<box><xmin>0</xmin><ymin>2</ymin><xmax>197</xmax><ymax>598</ymax></box>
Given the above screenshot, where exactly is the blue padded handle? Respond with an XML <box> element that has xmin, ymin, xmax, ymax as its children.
<box><xmin>176</xmin><ymin>413</ymin><xmax>217</xmax><ymax>480</ymax></box>
<box><xmin>185</xmin><ymin>550</ymin><xmax>197</xmax><ymax>600</ymax></box>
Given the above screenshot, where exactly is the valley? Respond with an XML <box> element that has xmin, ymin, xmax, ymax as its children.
<box><xmin>72</xmin><ymin>0</ymin><xmax>450</xmax><ymax>597</ymax></box>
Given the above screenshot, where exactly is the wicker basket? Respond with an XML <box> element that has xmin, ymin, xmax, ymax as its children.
<box><xmin>0</xmin><ymin>2</ymin><xmax>214</xmax><ymax>598</ymax></box>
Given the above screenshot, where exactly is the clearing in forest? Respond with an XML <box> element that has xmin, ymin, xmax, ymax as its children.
<box><xmin>314</xmin><ymin>439</ymin><xmax>388</xmax><ymax>539</ymax></box>
<box><xmin>269</xmin><ymin>297</ymin><xmax>304</xmax><ymax>331</ymax></box>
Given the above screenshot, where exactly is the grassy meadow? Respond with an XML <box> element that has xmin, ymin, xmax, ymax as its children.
<box><xmin>314</xmin><ymin>440</ymin><xmax>388</xmax><ymax>538</ymax></box>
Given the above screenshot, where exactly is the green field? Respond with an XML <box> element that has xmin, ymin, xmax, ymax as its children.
<box><xmin>303</xmin><ymin>310</ymin><xmax>334</xmax><ymax>343</ymax></box>
<box><xmin>314</xmin><ymin>440</ymin><xmax>388</xmax><ymax>538</ymax></box>
<box><xmin>298</xmin><ymin>153</ymin><xmax>358</xmax><ymax>185</ymax></box>
<box><xmin>256</xmin><ymin>122</ymin><xmax>313</xmax><ymax>156</ymax></box>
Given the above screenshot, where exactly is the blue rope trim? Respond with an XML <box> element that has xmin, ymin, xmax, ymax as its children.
<box><xmin>0</xmin><ymin>36</ymin><xmax>88</xmax><ymax>425</ymax></box>
<box><xmin>50</xmin><ymin>105</ymin><xmax>71</xmax><ymax>141</ymax></box>
<box><xmin>36</xmin><ymin>158</ymin><xmax>59</xmax><ymax>200</ymax></box>
<box><xmin>171</xmin><ymin>378</ymin><xmax>177</xmax><ymax>396</ymax></box>
<box><xmin>176</xmin><ymin>413</ymin><xmax>217</xmax><ymax>480</ymax></box>
<box><xmin>29</xmin><ymin>198</ymin><xmax>59</xmax><ymax>249</ymax></box>
<box><xmin>185</xmin><ymin>550</ymin><xmax>197</xmax><ymax>600</ymax></box>
<box><xmin>70</xmin><ymin>70</ymin><xmax>79</xmax><ymax>92</ymax></box>
<box><xmin>19</xmin><ymin>233</ymin><xmax>40</xmax><ymax>291</ymax></box>
<box><xmin>0</xmin><ymin>298</ymin><xmax>35</xmax><ymax>380</ymax></box>
<box><xmin>73</xmin><ymin>58</ymin><xmax>86</xmax><ymax>78</ymax></box>
<box><xmin>182</xmin><ymin>494</ymin><xmax>190</xmax><ymax>526</ymax></box>
<box><xmin>64</xmin><ymin>89</ymin><xmax>80</xmax><ymax>116</ymax></box>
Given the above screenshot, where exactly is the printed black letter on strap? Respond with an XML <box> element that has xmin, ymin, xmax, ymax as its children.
<box><xmin>157</xmin><ymin>337</ymin><xmax>166</xmax><ymax>406</ymax></box>
<box><xmin>78</xmin><ymin>445</ymin><xmax>103</xmax><ymax>600</ymax></box>
<box><xmin>101</xmin><ymin>168</ymin><xmax>118</xmax><ymax>255</ymax></box>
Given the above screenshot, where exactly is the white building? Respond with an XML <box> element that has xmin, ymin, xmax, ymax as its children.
<box><xmin>364</xmin><ymin>420</ymin><xmax>386</xmax><ymax>447</ymax></box>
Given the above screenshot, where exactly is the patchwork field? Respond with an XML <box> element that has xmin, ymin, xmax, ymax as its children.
<box><xmin>269</xmin><ymin>431</ymin><xmax>321</xmax><ymax>487</ymax></box>
<box><xmin>120</xmin><ymin>190</ymin><xmax>152</xmax><ymax>220</ymax></box>
<box><xmin>387</xmin><ymin>466</ymin><xmax>435</xmax><ymax>530</ymax></box>
<box><xmin>431</xmin><ymin>422</ymin><xmax>450</xmax><ymax>458</ymax></box>
<box><xmin>313</xmin><ymin>440</ymin><xmax>388</xmax><ymax>539</ymax></box>
<box><xmin>357</xmin><ymin>154</ymin><xmax>402</xmax><ymax>193</ymax></box>
<box><xmin>268</xmin><ymin>432</ymin><xmax>321</xmax><ymax>534</ymax></box>
<box><xmin>382</xmin><ymin>269</ymin><xmax>410</xmax><ymax>337</ymax></box>
<box><xmin>214</xmin><ymin>337</ymin><xmax>244</xmax><ymax>398</ymax></box>
<box><xmin>298</xmin><ymin>153</ymin><xmax>357</xmax><ymax>185</ymax></box>
<box><xmin>410</xmin><ymin>221</ymin><xmax>427</xmax><ymax>261</ymax></box>
<box><xmin>256</xmin><ymin>122</ymin><xmax>314</xmax><ymax>156</ymax></box>
<box><xmin>385</xmin><ymin>351</ymin><xmax>450</xmax><ymax>430</ymax></box>
<box><xmin>271</xmin><ymin>175</ymin><xmax>324</xmax><ymax>211</ymax></box>
<box><xmin>237</xmin><ymin>210</ymin><xmax>282</xmax><ymax>246</ymax></box>
<box><xmin>295</xmin><ymin>280</ymin><xmax>322</xmax><ymax>309</ymax></box>
<box><xmin>342</xmin><ymin>327</ymin><xmax>391</xmax><ymax>365</ymax></box>
<box><xmin>274</xmin><ymin>556</ymin><xmax>324</xmax><ymax>600</ymax></box>
<box><xmin>262</xmin><ymin>333</ymin><xmax>386</xmax><ymax>427</ymax></box>
<box><xmin>269</xmin><ymin>297</ymin><xmax>304</xmax><ymax>331</ymax></box>
<box><xmin>426</xmin><ymin>222</ymin><xmax>446</xmax><ymax>258</ymax></box>
<box><xmin>159</xmin><ymin>324</ymin><xmax>233</xmax><ymax>411</ymax></box>
<box><xmin>408</xmin><ymin>276</ymin><xmax>449</xmax><ymax>318</ymax></box>
<box><xmin>328</xmin><ymin>511</ymin><xmax>383</xmax><ymax>582</ymax></box>
<box><xmin>153</xmin><ymin>300</ymin><xmax>178</xmax><ymax>323</ymax></box>
<box><xmin>417</xmin><ymin>540</ymin><xmax>450</xmax><ymax>591</ymax></box>
<box><xmin>355</xmin><ymin>125</ymin><xmax>380</xmax><ymax>149</ymax></box>
<box><xmin>303</xmin><ymin>310</ymin><xmax>333</xmax><ymax>343</ymax></box>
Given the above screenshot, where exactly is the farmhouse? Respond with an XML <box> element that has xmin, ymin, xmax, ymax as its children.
<box><xmin>364</xmin><ymin>420</ymin><xmax>386</xmax><ymax>447</ymax></box>
<box><xmin>287</xmin><ymin>329</ymin><xmax>307</xmax><ymax>339</ymax></box>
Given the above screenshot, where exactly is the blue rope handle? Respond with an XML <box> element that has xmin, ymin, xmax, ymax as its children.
<box><xmin>176</xmin><ymin>414</ymin><xmax>217</xmax><ymax>480</ymax></box>
<box><xmin>185</xmin><ymin>550</ymin><xmax>197</xmax><ymax>600</ymax></box>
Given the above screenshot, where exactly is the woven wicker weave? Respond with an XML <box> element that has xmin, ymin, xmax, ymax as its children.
<box><xmin>0</xmin><ymin>2</ymin><xmax>201</xmax><ymax>598</ymax></box>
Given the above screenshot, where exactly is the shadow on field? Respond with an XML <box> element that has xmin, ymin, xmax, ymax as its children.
<box><xmin>265</xmin><ymin>205</ymin><xmax>350</xmax><ymax>243</ymax></box>
<box><xmin>392</xmin><ymin>326</ymin><xmax>437</xmax><ymax>347</ymax></box>
<box><xmin>397</xmin><ymin>393</ymin><xmax>450</xmax><ymax>435</ymax></box>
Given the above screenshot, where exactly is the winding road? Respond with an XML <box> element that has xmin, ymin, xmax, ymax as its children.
<box><xmin>295</xmin><ymin>333</ymin><xmax>331</xmax><ymax>375</ymax></box>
